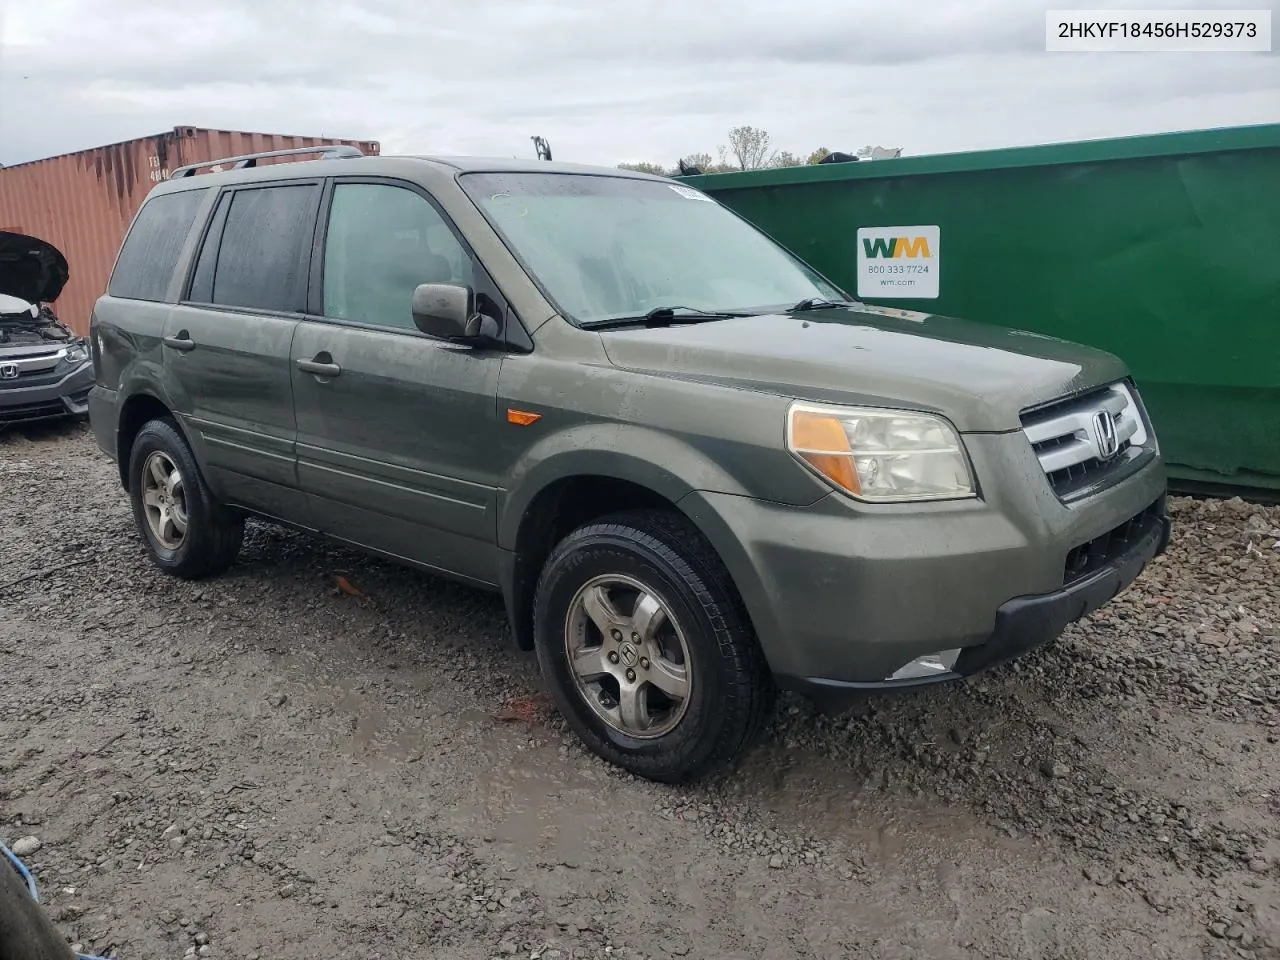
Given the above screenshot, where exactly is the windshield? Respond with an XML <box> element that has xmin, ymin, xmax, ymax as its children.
<box><xmin>459</xmin><ymin>172</ymin><xmax>845</xmax><ymax>326</ymax></box>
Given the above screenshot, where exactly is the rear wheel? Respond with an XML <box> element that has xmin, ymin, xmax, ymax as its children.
<box><xmin>533</xmin><ymin>509</ymin><xmax>775</xmax><ymax>783</ymax></box>
<box><xmin>128</xmin><ymin>418</ymin><xmax>243</xmax><ymax>579</ymax></box>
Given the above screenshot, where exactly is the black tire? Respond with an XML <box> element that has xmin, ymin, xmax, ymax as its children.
<box><xmin>533</xmin><ymin>509</ymin><xmax>775</xmax><ymax>783</ymax></box>
<box><xmin>127</xmin><ymin>417</ymin><xmax>243</xmax><ymax>579</ymax></box>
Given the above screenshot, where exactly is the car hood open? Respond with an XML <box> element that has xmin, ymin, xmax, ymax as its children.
<box><xmin>0</xmin><ymin>232</ymin><xmax>69</xmax><ymax>305</ymax></box>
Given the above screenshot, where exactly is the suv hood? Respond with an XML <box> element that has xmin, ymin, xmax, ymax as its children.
<box><xmin>597</xmin><ymin>305</ymin><xmax>1129</xmax><ymax>433</ymax></box>
<box><xmin>0</xmin><ymin>232</ymin><xmax>69</xmax><ymax>306</ymax></box>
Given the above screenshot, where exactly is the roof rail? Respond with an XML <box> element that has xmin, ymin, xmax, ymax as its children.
<box><xmin>171</xmin><ymin>144</ymin><xmax>365</xmax><ymax>179</ymax></box>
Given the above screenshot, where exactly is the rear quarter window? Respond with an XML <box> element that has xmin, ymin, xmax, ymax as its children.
<box><xmin>186</xmin><ymin>183</ymin><xmax>319</xmax><ymax>313</ymax></box>
<box><xmin>108</xmin><ymin>189</ymin><xmax>208</xmax><ymax>302</ymax></box>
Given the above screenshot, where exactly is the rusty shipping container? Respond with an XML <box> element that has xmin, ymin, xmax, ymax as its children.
<box><xmin>0</xmin><ymin>126</ymin><xmax>381</xmax><ymax>335</ymax></box>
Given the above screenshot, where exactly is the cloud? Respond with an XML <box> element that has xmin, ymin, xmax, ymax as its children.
<box><xmin>1</xmin><ymin>0</ymin><xmax>1276</xmax><ymax>168</ymax></box>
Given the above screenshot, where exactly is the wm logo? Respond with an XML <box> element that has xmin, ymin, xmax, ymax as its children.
<box><xmin>861</xmin><ymin>236</ymin><xmax>932</xmax><ymax>258</ymax></box>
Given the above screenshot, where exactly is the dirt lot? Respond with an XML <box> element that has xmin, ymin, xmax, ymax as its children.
<box><xmin>2</xmin><ymin>421</ymin><xmax>1278</xmax><ymax>960</ymax></box>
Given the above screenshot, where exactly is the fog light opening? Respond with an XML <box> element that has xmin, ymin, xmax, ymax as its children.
<box><xmin>886</xmin><ymin>648</ymin><xmax>961</xmax><ymax>682</ymax></box>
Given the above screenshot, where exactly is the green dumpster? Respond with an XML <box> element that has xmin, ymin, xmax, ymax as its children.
<box><xmin>680</xmin><ymin>124</ymin><xmax>1280</xmax><ymax>497</ymax></box>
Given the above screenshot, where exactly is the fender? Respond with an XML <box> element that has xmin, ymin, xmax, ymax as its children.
<box><xmin>497</xmin><ymin>421</ymin><xmax>760</xmax><ymax>550</ymax></box>
<box><xmin>113</xmin><ymin>362</ymin><xmax>204</xmax><ymax>489</ymax></box>
<box><xmin>119</xmin><ymin>359</ymin><xmax>181</xmax><ymax>416</ymax></box>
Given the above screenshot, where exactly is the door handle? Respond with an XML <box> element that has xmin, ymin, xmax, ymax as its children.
<box><xmin>162</xmin><ymin>334</ymin><xmax>196</xmax><ymax>352</ymax></box>
<box><xmin>297</xmin><ymin>358</ymin><xmax>341</xmax><ymax>378</ymax></box>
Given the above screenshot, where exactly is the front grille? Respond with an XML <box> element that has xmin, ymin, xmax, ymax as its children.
<box><xmin>1020</xmin><ymin>380</ymin><xmax>1151</xmax><ymax>500</ymax></box>
<box><xmin>0</xmin><ymin>347</ymin><xmax>67</xmax><ymax>380</ymax></box>
<box><xmin>1063</xmin><ymin>498</ymin><xmax>1164</xmax><ymax>584</ymax></box>
<box><xmin>1042</xmin><ymin>438</ymin><xmax>1133</xmax><ymax>490</ymax></box>
<box><xmin>0</xmin><ymin>368</ymin><xmax>65</xmax><ymax>389</ymax></box>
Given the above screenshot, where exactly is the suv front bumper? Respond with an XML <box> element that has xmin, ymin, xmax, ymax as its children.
<box><xmin>0</xmin><ymin>362</ymin><xmax>94</xmax><ymax>425</ymax></box>
<box><xmin>678</xmin><ymin>432</ymin><xmax>1171</xmax><ymax>713</ymax></box>
<box><xmin>790</xmin><ymin>501</ymin><xmax>1170</xmax><ymax>711</ymax></box>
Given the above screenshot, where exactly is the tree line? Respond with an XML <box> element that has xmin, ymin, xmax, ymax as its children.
<box><xmin>616</xmin><ymin>126</ymin><xmax>901</xmax><ymax>177</ymax></box>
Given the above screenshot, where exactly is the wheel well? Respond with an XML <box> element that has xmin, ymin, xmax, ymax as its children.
<box><xmin>508</xmin><ymin>476</ymin><xmax>681</xmax><ymax>651</ymax></box>
<box><xmin>115</xmin><ymin>394</ymin><xmax>174</xmax><ymax>488</ymax></box>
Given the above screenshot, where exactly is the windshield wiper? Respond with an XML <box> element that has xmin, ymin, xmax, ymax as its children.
<box><xmin>583</xmin><ymin>306</ymin><xmax>748</xmax><ymax>330</ymax></box>
<box><xmin>789</xmin><ymin>297</ymin><xmax>850</xmax><ymax>312</ymax></box>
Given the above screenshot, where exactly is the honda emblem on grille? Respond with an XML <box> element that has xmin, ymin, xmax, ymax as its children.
<box><xmin>1092</xmin><ymin>410</ymin><xmax>1119</xmax><ymax>459</ymax></box>
<box><xmin>0</xmin><ymin>363</ymin><xmax>18</xmax><ymax>380</ymax></box>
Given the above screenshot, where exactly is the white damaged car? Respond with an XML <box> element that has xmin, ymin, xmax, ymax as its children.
<box><xmin>0</xmin><ymin>231</ymin><xmax>92</xmax><ymax>427</ymax></box>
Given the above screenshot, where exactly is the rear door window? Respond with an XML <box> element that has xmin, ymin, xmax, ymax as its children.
<box><xmin>190</xmin><ymin>183</ymin><xmax>319</xmax><ymax>312</ymax></box>
<box><xmin>109</xmin><ymin>189</ymin><xmax>208</xmax><ymax>302</ymax></box>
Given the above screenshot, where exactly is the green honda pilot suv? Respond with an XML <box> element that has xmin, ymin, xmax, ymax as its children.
<box><xmin>88</xmin><ymin>146</ymin><xmax>1171</xmax><ymax>783</ymax></box>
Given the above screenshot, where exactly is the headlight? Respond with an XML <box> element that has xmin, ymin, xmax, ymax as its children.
<box><xmin>63</xmin><ymin>343</ymin><xmax>89</xmax><ymax>365</ymax></box>
<box><xmin>786</xmin><ymin>402</ymin><xmax>976</xmax><ymax>502</ymax></box>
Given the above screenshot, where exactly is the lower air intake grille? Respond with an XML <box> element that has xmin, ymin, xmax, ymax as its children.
<box><xmin>1064</xmin><ymin>498</ymin><xmax>1164</xmax><ymax>585</ymax></box>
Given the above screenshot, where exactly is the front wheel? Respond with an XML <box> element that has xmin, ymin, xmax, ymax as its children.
<box><xmin>533</xmin><ymin>510</ymin><xmax>775</xmax><ymax>783</ymax></box>
<box><xmin>127</xmin><ymin>418</ymin><xmax>243</xmax><ymax>579</ymax></box>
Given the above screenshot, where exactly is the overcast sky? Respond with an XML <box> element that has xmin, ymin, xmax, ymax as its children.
<box><xmin>1</xmin><ymin>0</ymin><xmax>1276</xmax><ymax>168</ymax></box>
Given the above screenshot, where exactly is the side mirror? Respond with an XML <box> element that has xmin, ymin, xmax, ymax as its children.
<box><xmin>411</xmin><ymin>283</ymin><xmax>483</xmax><ymax>340</ymax></box>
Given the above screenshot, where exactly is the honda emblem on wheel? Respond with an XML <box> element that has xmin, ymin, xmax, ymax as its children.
<box><xmin>0</xmin><ymin>363</ymin><xmax>18</xmax><ymax>379</ymax></box>
<box><xmin>1092</xmin><ymin>410</ymin><xmax>1119</xmax><ymax>459</ymax></box>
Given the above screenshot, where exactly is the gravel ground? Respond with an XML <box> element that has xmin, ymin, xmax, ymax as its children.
<box><xmin>2</xmin><ymin>421</ymin><xmax>1277</xmax><ymax>960</ymax></box>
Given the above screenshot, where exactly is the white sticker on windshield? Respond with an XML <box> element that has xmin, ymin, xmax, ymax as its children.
<box><xmin>668</xmin><ymin>184</ymin><xmax>713</xmax><ymax>202</ymax></box>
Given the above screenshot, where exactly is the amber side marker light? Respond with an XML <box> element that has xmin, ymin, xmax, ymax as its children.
<box><xmin>507</xmin><ymin>408</ymin><xmax>542</xmax><ymax>426</ymax></box>
<box><xmin>789</xmin><ymin>408</ymin><xmax>861</xmax><ymax>494</ymax></box>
